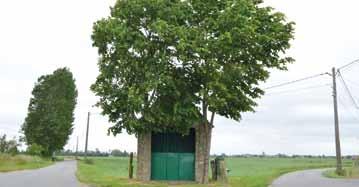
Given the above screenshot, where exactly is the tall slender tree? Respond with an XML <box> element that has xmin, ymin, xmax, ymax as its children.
<box><xmin>22</xmin><ymin>68</ymin><xmax>78</xmax><ymax>157</ymax></box>
<box><xmin>91</xmin><ymin>0</ymin><xmax>294</xmax><ymax>183</ymax></box>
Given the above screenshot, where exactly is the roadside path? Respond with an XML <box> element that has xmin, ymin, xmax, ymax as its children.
<box><xmin>271</xmin><ymin>169</ymin><xmax>359</xmax><ymax>187</ymax></box>
<box><xmin>0</xmin><ymin>160</ymin><xmax>80</xmax><ymax>187</ymax></box>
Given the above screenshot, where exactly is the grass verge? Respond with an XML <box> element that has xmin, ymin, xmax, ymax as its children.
<box><xmin>0</xmin><ymin>154</ymin><xmax>53</xmax><ymax>172</ymax></box>
<box><xmin>77</xmin><ymin>157</ymin><xmax>352</xmax><ymax>187</ymax></box>
<box><xmin>323</xmin><ymin>167</ymin><xmax>359</xmax><ymax>179</ymax></box>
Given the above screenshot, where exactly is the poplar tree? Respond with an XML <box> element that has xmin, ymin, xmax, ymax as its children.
<box><xmin>22</xmin><ymin>68</ymin><xmax>78</xmax><ymax>157</ymax></box>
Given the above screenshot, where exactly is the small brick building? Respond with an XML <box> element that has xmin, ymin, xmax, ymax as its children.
<box><xmin>136</xmin><ymin>125</ymin><xmax>209</xmax><ymax>182</ymax></box>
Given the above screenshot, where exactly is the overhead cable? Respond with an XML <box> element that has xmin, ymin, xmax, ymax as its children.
<box><xmin>338</xmin><ymin>58</ymin><xmax>359</xmax><ymax>70</ymax></box>
<box><xmin>265</xmin><ymin>83</ymin><xmax>331</xmax><ymax>96</ymax></box>
<box><xmin>264</xmin><ymin>72</ymin><xmax>329</xmax><ymax>90</ymax></box>
<box><xmin>337</xmin><ymin>71</ymin><xmax>359</xmax><ymax>109</ymax></box>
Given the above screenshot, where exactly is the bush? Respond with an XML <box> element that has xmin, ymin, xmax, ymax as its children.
<box><xmin>8</xmin><ymin>146</ymin><xmax>18</xmax><ymax>156</ymax></box>
<box><xmin>0</xmin><ymin>134</ymin><xmax>19</xmax><ymax>155</ymax></box>
<box><xmin>84</xmin><ymin>159</ymin><xmax>94</xmax><ymax>165</ymax></box>
<box><xmin>27</xmin><ymin>144</ymin><xmax>44</xmax><ymax>156</ymax></box>
<box><xmin>53</xmin><ymin>157</ymin><xmax>64</xmax><ymax>162</ymax></box>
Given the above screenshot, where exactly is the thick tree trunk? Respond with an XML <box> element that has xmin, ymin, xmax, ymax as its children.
<box><xmin>195</xmin><ymin>122</ymin><xmax>212</xmax><ymax>184</ymax></box>
<box><xmin>195</xmin><ymin>97</ymin><xmax>214</xmax><ymax>183</ymax></box>
<box><xmin>136</xmin><ymin>133</ymin><xmax>151</xmax><ymax>181</ymax></box>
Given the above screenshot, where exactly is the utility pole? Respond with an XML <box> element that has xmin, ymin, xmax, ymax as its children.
<box><xmin>84</xmin><ymin>112</ymin><xmax>90</xmax><ymax>160</ymax></box>
<box><xmin>76</xmin><ymin>136</ymin><xmax>79</xmax><ymax>160</ymax></box>
<box><xmin>332</xmin><ymin>67</ymin><xmax>343</xmax><ymax>175</ymax></box>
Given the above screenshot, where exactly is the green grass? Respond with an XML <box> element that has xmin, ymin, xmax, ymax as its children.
<box><xmin>77</xmin><ymin>157</ymin><xmax>167</xmax><ymax>187</ymax></box>
<box><xmin>77</xmin><ymin>156</ymin><xmax>352</xmax><ymax>187</ymax></box>
<box><xmin>0</xmin><ymin>154</ymin><xmax>53</xmax><ymax>172</ymax></box>
<box><xmin>226</xmin><ymin>157</ymin><xmax>351</xmax><ymax>187</ymax></box>
<box><xmin>323</xmin><ymin>167</ymin><xmax>359</xmax><ymax>179</ymax></box>
<box><xmin>322</xmin><ymin>169</ymin><xmax>347</xmax><ymax>178</ymax></box>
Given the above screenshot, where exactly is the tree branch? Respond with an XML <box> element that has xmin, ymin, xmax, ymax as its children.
<box><xmin>210</xmin><ymin>111</ymin><xmax>215</xmax><ymax>127</ymax></box>
<box><xmin>147</xmin><ymin>89</ymin><xmax>156</xmax><ymax>107</ymax></box>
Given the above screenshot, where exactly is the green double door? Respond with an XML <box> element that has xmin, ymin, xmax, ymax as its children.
<box><xmin>151</xmin><ymin>129</ymin><xmax>195</xmax><ymax>181</ymax></box>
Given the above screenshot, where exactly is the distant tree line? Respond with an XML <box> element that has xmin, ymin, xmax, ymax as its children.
<box><xmin>56</xmin><ymin>149</ymin><xmax>131</xmax><ymax>157</ymax></box>
<box><xmin>110</xmin><ymin>149</ymin><xmax>130</xmax><ymax>157</ymax></box>
<box><xmin>218</xmin><ymin>153</ymin><xmax>355</xmax><ymax>159</ymax></box>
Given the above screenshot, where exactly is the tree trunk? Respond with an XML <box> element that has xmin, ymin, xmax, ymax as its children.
<box><xmin>195</xmin><ymin>122</ymin><xmax>212</xmax><ymax>184</ymax></box>
<box><xmin>195</xmin><ymin>96</ymin><xmax>214</xmax><ymax>184</ymax></box>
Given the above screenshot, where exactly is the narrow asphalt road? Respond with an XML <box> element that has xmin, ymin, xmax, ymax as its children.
<box><xmin>0</xmin><ymin>160</ymin><xmax>80</xmax><ymax>187</ymax></box>
<box><xmin>271</xmin><ymin>169</ymin><xmax>359</xmax><ymax>187</ymax></box>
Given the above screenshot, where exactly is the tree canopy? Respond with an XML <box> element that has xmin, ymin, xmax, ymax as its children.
<box><xmin>91</xmin><ymin>0</ymin><xmax>295</xmax><ymax>136</ymax></box>
<box><xmin>22</xmin><ymin>68</ymin><xmax>78</xmax><ymax>156</ymax></box>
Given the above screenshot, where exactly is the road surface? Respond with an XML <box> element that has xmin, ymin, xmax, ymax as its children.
<box><xmin>0</xmin><ymin>160</ymin><xmax>81</xmax><ymax>187</ymax></box>
<box><xmin>271</xmin><ymin>169</ymin><xmax>359</xmax><ymax>187</ymax></box>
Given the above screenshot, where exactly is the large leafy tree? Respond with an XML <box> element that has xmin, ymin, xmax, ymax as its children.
<box><xmin>22</xmin><ymin>68</ymin><xmax>78</xmax><ymax>157</ymax></box>
<box><xmin>91</xmin><ymin>0</ymin><xmax>294</xmax><ymax>183</ymax></box>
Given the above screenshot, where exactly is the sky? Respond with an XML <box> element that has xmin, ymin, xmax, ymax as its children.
<box><xmin>1</xmin><ymin>0</ymin><xmax>359</xmax><ymax>156</ymax></box>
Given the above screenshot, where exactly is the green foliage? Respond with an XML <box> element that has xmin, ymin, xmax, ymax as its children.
<box><xmin>57</xmin><ymin>149</ymin><xmax>110</xmax><ymax>157</ymax></box>
<box><xmin>26</xmin><ymin>143</ymin><xmax>44</xmax><ymax>156</ymax></box>
<box><xmin>91</xmin><ymin>0</ymin><xmax>295</xmax><ymax>135</ymax></box>
<box><xmin>84</xmin><ymin>159</ymin><xmax>94</xmax><ymax>165</ymax></box>
<box><xmin>22</xmin><ymin>68</ymin><xmax>78</xmax><ymax>157</ymax></box>
<box><xmin>111</xmin><ymin>149</ymin><xmax>130</xmax><ymax>157</ymax></box>
<box><xmin>0</xmin><ymin>134</ymin><xmax>19</xmax><ymax>155</ymax></box>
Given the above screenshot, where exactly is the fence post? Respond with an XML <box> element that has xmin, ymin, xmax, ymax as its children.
<box><xmin>215</xmin><ymin>156</ymin><xmax>228</xmax><ymax>183</ymax></box>
<box><xmin>129</xmin><ymin>152</ymin><xmax>134</xmax><ymax>179</ymax></box>
<box><xmin>210</xmin><ymin>159</ymin><xmax>216</xmax><ymax>181</ymax></box>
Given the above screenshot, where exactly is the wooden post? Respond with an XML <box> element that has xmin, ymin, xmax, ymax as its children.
<box><xmin>210</xmin><ymin>159</ymin><xmax>216</xmax><ymax>181</ymax></box>
<box><xmin>75</xmin><ymin>136</ymin><xmax>79</xmax><ymax>160</ymax></box>
<box><xmin>332</xmin><ymin>68</ymin><xmax>343</xmax><ymax>175</ymax></box>
<box><xmin>84</xmin><ymin>112</ymin><xmax>90</xmax><ymax>160</ymax></box>
<box><xmin>129</xmin><ymin>152</ymin><xmax>134</xmax><ymax>179</ymax></box>
<box><xmin>216</xmin><ymin>157</ymin><xmax>228</xmax><ymax>183</ymax></box>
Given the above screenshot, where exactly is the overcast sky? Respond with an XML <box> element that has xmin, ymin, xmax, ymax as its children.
<box><xmin>1</xmin><ymin>0</ymin><xmax>359</xmax><ymax>156</ymax></box>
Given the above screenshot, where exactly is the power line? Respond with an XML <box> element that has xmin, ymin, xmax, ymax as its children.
<box><xmin>264</xmin><ymin>58</ymin><xmax>359</xmax><ymax>90</ymax></box>
<box><xmin>344</xmin><ymin>79</ymin><xmax>359</xmax><ymax>88</ymax></box>
<box><xmin>338</xmin><ymin>58</ymin><xmax>359</xmax><ymax>70</ymax></box>
<box><xmin>265</xmin><ymin>83</ymin><xmax>331</xmax><ymax>96</ymax></box>
<box><xmin>264</xmin><ymin>72</ymin><xmax>329</xmax><ymax>90</ymax></box>
<box><xmin>337</xmin><ymin>70</ymin><xmax>359</xmax><ymax>109</ymax></box>
<box><xmin>337</xmin><ymin>95</ymin><xmax>359</xmax><ymax>122</ymax></box>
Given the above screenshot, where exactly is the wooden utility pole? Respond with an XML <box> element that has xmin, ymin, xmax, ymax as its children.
<box><xmin>84</xmin><ymin>112</ymin><xmax>90</xmax><ymax>160</ymax></box>
<box><xmin>332</xmin><ymin>67</ymin><xmax>343</xmax><ymax>174</ymax></box>
<box><xmin>76</xmin><ymin>136</ymin><xmax>79</xmax><ymax>160</ymax></box>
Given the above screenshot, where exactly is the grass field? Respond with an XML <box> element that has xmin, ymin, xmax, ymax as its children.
<box><xmin>77</xmin><ymin>156</ymin><xmax>352</xmax><ymax>187</ymax></box>
<box><xmin>0</xmin><ymin>154</ymin><xmax>53</xmax><ymax>172</ymax></box>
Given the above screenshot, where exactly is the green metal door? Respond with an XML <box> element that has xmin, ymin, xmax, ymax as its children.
<box><xmin>179</xmin><ymin>153</ymin><xmax>195</xmax><ymax>180</ymax></box>
<box><xmin>151</xmin><ymin>129</ymin><xmax>195</xmax><ymax>181</ymax></box>
<box><xmin>166</xmin><ymin>153</ymin><xmax>180</xmax><ymax>180</ymax></box>
<box><xmin>151</xmin><ymin>153</ymin><xmax>167</xmax><ymax>180</ymax></box>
